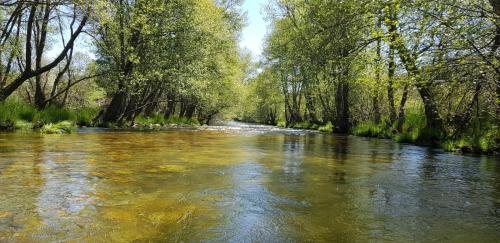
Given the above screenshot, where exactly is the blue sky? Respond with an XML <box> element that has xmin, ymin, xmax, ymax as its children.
<box><xmin>239</xmin><ymin>0</ymin><xmax>268</xmax><ymax>60</ymax></box>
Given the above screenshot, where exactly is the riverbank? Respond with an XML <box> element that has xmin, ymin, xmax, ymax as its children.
<box><xmin>276</xmin><ymin>118</ymin><xmax>499</xmax><ymax>156</ymax></box>
<box><xmin>2</xmin><ymin>98</ymin><xmax>498</xmax><ymax>155</ymax></box>
<box><xmin>0</xmin><ymin>99</ymin><xmax>200</xmax><ymax>134</ymax></box>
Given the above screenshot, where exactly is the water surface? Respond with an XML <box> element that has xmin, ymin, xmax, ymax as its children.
<box><xmin>0</xmin><ymin>123</ymin><xmax>499</xmax><ymax>242</ymax></box>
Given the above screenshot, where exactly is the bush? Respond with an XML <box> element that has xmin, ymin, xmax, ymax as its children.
<box><xmin>40</xmin><ymin>121</ymin><xmax>76</xmax><ymax>134</ymax></box>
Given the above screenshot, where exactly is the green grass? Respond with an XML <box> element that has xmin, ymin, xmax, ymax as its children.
<box><xmin>0</xmin><ymin>98</ymin><xmax>36</xmax><ymax>122</ymax></box>
<box><xmin>33</xmin><ymin>106</ymin><xmax>76</xmax><ymax>124</ymax></box>
<box><xmin>352</xmin><ymin>122</ymin><xmax>388</xmax><ymax>138</ymax></box>
<box><xmin>40</xmin><ymin>121</ymin><xmax>76</xmax><ymax>134</ymax></box>
<box><xmin>287</xmin><ymin>121</ymin><xmax>320</xmax><ymax>130</ymax></box>
<box><xmin>391</xmin><ymin>111</ymin><xmax>441</xmax><ymax>145</ymax></box>
<box><xmin>14</xmin><ymin>120</ymin><xmax>33</xmax><ymax>130</ymax></box>
<box><xmin>136</xmin><ymin>113</ymin><xmax>166</xmax><ymax>125</ymax></box>
<box><xmin>135</xmin><ymin>114</ymin><xmax>200</xmax><ymax>126</ymax></box>
<box><xmin>442</xmin><ymin>127</ymin><xmax>499</xmax><ymax>154</ymax></box>
<box><xmin>75</xmin><ymin>107</ymin><xmax>99</xmax><ymax>126</ymax></box>
<box><xmin>318</xmin><ymin>122</ymin><xmax>333</xmax><ymax>133</ymax></box>
<box><xmin>0</xmin><ymin>97</ymin><xmax>97</xmax><ymax>132</ymax></box>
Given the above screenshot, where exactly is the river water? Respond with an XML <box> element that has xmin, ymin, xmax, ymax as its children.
<box><xmin>0</xmin><ymin>122</ymin><xmax>499</xmax><ymax>242</ymax></box>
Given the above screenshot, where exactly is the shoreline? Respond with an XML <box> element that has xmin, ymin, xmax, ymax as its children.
<box><xmin>2</xmin><ymin>120</ymin><xmax>499</xmax><ymax>157</ymax></box>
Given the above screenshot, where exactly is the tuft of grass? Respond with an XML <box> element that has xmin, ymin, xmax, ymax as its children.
<box><xmin>75</xmin><ymin>107</ymin><xmax>99</xmax><ymax>126</ymax></box>
<box><xmin>34</xmin><ymin>106</ymin><xmax>76</xmax><ymax>124</ymax></box>
<box><xmin>392</xmin><ymin>111</ymin><xmax>442</xmax><ymax>144</ymax></box>
<box><xmin>136</xmin><ymin>113</ymin><xmax>166</xmax><ymax>125</ymax></box>
<box><xmin>277</xmin><ymin>120</ymin><xmax>286</xmax><ymax>128</ymax></box>
<box><xmin>318</xmin><ymin>122</ymin><xmax>333</xmax><ymax>133</ymax></box>
<box><xmin>40</xmin><ymin>121</ymin><xmax>76</xmax><ymax>134</ymax></box>
<box><xmin>352</xmin><ymin>122</ymin><xmax>388</xmax><ymax>138</ymax></box>
<box><xmin>289</xmin><ymin>121</ymin><xmax>321</xmax><ymax>130</ymax></box>
<box><xmin>14</xmin><ymin>120</ymin><xmax>33</xmax><ymax>130</ymax></box>
<box><xmin>400</xmin><ymin>111</ymin><xmax>426</xmax><ymax>133</ymax></box>
<box><xmin>0</xmin><ymin>98</ymin><xmax>35</xmax><ymax>121</ymax></box>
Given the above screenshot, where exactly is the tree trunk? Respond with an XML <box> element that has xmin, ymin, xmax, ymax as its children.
<box><xmin>373</xmin><ymin>15</ymin><xmax>382</xmax><ymax>123</ymax></box>
<box><xmin>164</xmin><ymin>98</ymin><xmax>176</xmax><ymax>118</ymax></box>
<box><xmin>418</xmin><ymin>85</ymin><xmax>443</xmax><ymax>130</ymax></box>
<box><xmin>102</xmin><ymin>90</ymin><xmax>128</xmax><ymax>123</ymax></box>
<box><xmin>396</xmin><ymin>84</ymin><xmax>409</xmax><ymax>132</ymax></box>
<box><xmin>335</xmin><ymin>79</ymin><xmax>350</xmax><ymax>133</ymax></box>
<box><xmin>387</xmin><ymin>13</ymin><xmax>397</xmax><ymax>124</ymax></box>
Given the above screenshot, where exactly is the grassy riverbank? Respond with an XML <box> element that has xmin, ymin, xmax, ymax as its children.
<box><xmin>0</xmin><ymin>99</ymin><xmax>200</xmax><ymax>134</ymax></box>
<box><xmin>0</xmin><ymin>98</ymin><xmax>97</xmax><ymax>134</ymax></box>
<box><xmin>276</xmin><ymin>112</ymin><xmax>499</xmax><ymax>155</ymax></box>
<box><xmin>350</xmin><ymin>113</ymin><xmax>499</xmax><ymax>155</ymax></box>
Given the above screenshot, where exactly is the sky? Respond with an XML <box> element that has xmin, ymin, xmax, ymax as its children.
<box><xmin>239</xmin><ymin>0</ymin><xmax>268</xmax><ymax>61</ymax></box>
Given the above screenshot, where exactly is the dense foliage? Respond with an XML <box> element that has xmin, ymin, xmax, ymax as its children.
<box><xmin>240</xmin><ymin>0</ymin><xmax>499</xmax><ymax>153</ymax></box>
<box><xmin>0</xmin><ymin>0</ymin><xmax>245</xmax><ymax>127</ymax></box>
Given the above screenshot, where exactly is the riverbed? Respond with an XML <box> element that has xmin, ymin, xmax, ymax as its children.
<box><xmin>0</xmin><ymin>123</ymin><xmax>499</xmax><ymax>241</ymax></box>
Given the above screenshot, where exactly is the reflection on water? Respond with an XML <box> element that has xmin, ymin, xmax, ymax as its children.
<box><xmin>0</xmin><ymin>123</ymin><xmax>499</xmax><ymax>242</ymax></box>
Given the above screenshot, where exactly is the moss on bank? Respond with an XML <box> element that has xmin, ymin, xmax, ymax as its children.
<box><xmin>40</xmin><ymin>121</ymin><xmax>76</xmax><ymax>134</ymax></box>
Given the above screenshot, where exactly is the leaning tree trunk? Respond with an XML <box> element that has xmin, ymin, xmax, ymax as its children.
<box><xmin>102</xmin><ymin>90</ymin><xmax>128</xmax><ymax>123</ymax></box>
<box><xmin>417</xmin><ymin>85</ymin><xmax>443</xmax><ymax>130</ymax></box>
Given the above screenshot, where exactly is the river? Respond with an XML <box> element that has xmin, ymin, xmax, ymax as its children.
<box><xmin>0</xmin><ymin>122</ymin><xmax>499</xmax><ymax>242</ymax></box>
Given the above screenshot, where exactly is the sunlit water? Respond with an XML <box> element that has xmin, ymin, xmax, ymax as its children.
<box><xmin>0</xmin><ymin>122</ymin><xmax>499</xmax><ymax>242</ymax></box>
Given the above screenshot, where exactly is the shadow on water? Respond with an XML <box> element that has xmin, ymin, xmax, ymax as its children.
<box><xmin>0</xmin><ymin>122</ymin><xmax>499</xmax><ymax>241</ymax></box>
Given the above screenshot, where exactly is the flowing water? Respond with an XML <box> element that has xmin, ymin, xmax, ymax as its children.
<box><xmin>0</xmin><ymin>122</ymin><xmax>499</xmax><ymax>242</ymax></box>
